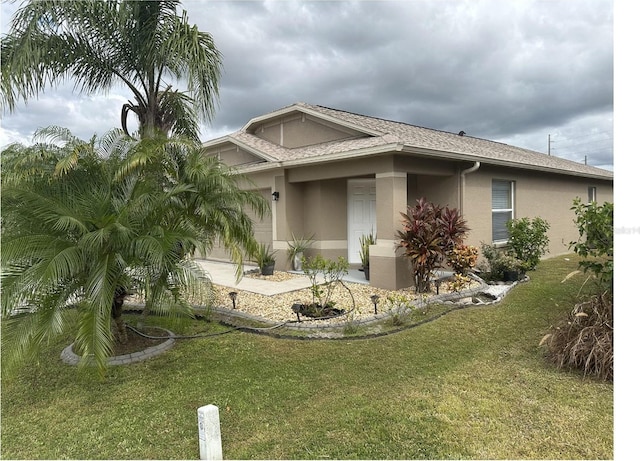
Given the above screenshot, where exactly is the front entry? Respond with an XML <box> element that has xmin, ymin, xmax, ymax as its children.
<box><xmin>347</xmin><ymin>179</ymin><xmax>377</xmax><ymax>264</ymax></box>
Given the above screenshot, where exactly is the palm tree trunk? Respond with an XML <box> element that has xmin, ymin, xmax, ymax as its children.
<box><xmin>111</xmin><ymin>287</ymin><xmax>128</xmax><ymax>344</ymax></box>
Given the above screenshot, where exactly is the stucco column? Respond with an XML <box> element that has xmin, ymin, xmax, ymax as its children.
<box><xmin>369</xmin><ymin>172</ymin><xmax>413</xmax><ymax>290</ymax></box>
<box><xmin>272</xmin><ymin>174</ymin><xmax>287</xmax><ymax>270</ymax></box>
<box><xmin>273</xmin><ymin>174</ymin><xmax>308</xmax><ymax>270</ymax></box>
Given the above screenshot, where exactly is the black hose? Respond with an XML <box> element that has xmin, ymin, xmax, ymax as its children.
<box><xmin>125</xmin><ymin>319</ymin><xmax>291</xmax><ymax>340</ymax></box>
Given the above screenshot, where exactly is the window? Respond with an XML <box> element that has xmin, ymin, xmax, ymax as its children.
<box><xmin>588</xmin><ymin>186</ymin><xmax>597</xmax><ymax>204</ymax></box>
<box><xmin>492</xmin><ymin>180</ymin><xmax>514</xmax><ymax>242</ymax></box>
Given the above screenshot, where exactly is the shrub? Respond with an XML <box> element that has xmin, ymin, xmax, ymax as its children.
<box><xmin>256</xmin><ymin>243</ymin><xmax>276</xmax><ymax>264</ymax></box>
<box><xmin>446</xmin><ymin>273</ymin><xmax>472</xmax><ymax>293</ymax></box>
<box><xmin>541</xmin><ymin>292</ymin><xmax>613</xmax><ymax>381</ymax></box>
<box><xmin>384</xmin><ymin>293</ymin><xmax>414</xmax><ymax>326</ymax></box>
<box><xmin>286</xmin><ymin>233</ymin><xmax>315</xmax><ymax>267</ymax></box>
<box><xmin>446</xmin><ymin>244</ymin><xmax>478</xmax><ymax>275</ymax></box>
<box><xmin>506</xmin><ymin>217</ymin><xmax>550</xmax><ymax>270</ymax></box>
<box><xmin>397</xmin><ymin>198</ymin><xmax>469</xmax><ymax>292</ymax></box>
<box><xmin>302</xmin><ymin>255</ymin><xmax>349</xmax><ymax>308</ymax></box>
<box><xmin>439</xmin><ymin>206</ymin><xmax>470</xmax><ymax>252</ymax></box>
<box><xmin>569</xmin><ymin>198</ymin><xmax>613</xmax><ymax>289</ymax></box>
<box><xmin>480</xmin><ymin>243</ymin><xmax>524</xmax><ymax>281</ymax></box>
<box><xmin>359</xmin><ymin>232</ymin><xmax>376</xmax><ymax>268</ymax></box>
<box><xmin>255</xmin><ymin>243</ymin><xmax>276</xmax><ymax>273</ymax></box>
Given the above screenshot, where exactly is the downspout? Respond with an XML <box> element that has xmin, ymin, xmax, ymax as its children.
<box><xmin>459</xmin><ymin>161</ymin><xmax>480</xmax><ymax>216</ymax></box>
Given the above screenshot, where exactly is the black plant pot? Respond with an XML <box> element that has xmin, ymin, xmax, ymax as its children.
<box><xmin>261</xmin><ymin>263</ymin><xmax>275</xmax><ymax>276</ymax></box>
<box><xmin>503</xmin><ymin>270</ymin><xmax>519</xmax><ymax>282</ymax></box>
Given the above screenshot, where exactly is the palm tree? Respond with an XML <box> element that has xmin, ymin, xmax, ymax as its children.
<box><xmin>1</xmin><ymin>0</ymin><xmax>222</xmax><ymax>140</ymax></box>
<box><xmin>1</xmin><ymin>128</ymin><xmax>267</xmax><ymax>374</ymax></box>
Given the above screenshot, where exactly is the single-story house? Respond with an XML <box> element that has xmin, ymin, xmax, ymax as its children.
<box><xmin>202</xmin><ymin>102</ymin><xmax>613</xmax><ymax>290</ymax></box>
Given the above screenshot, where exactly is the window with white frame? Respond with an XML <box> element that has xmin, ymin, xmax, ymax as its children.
<box><xmin>588</xmin><ymin>186</ymin><xmax>597</xmax><ymax>204</ymax></box>
<box><xmin>492</xmin><ymin>179</ymin><xmax>514</xmax><ymax>243</ymax></box>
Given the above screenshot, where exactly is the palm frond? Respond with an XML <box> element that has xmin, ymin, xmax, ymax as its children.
<box><xmin>2</xmin><ymin>129</ymin><xmax>269</xmax><ymax>377</ymax></box>
<box><xmin>2</xmin><ymin>0</ymin><xmax>221</xmax><ymax>137</ymax></box>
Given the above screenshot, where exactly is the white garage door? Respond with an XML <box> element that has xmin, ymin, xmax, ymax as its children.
<box><xmin>201</xmin><ymin>188</ymin><xmax>273</xmax><ymax>261</ymax></box>
<box><xmin>247</xmin><ymin>189</ymin><xmax>273</xmax><ymax>247</ymax></box>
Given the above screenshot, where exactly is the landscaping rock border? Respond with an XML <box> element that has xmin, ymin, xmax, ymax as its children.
<box><xmin>205</xmin><ymin>276</ymin><xmax>525</xmax><ymax>335</ymax></box>
<box><xmin>60</xmin><ymin>327</ymin><xmax>175</xmax><ymax>366</ymax></box>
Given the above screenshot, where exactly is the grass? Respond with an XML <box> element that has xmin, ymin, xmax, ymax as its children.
<box><xmin>1</xmin><ymin>254</ymin><xmax>613</xmax><ymax>459</ymax></box>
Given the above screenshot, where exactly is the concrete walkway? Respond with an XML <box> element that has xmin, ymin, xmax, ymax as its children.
<box><xmin>195</xmin><ymin>259</ymin><xmax>370</xmax><ymax>296</ymax></box>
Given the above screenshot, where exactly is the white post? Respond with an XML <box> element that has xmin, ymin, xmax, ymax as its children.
<box><xmin>197</xmin><ymin>404</ymin><xmax>223</xmax><ymax>460</ymax></box>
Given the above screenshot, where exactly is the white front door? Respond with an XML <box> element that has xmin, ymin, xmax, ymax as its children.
<box><xmin>348</xmin><ymin>179</ymin><xmax>377</xmax><ymax>264</ymax></box>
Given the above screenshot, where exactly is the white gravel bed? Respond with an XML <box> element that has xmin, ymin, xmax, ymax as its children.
<box><xmin>212</xmin><ymin>272</ymin><xmax>481</xmax><ymax>325</ymax></box>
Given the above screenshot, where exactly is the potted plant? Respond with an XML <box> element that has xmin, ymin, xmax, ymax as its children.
<box><xmin>286</xmin><ymin>233</ymin><xmax>315</xmax><ymax>271</ymax></box>
<box><xmin>255</xmin><ymin>243</ymin><xmax>276</xmax><ymax>276</ymax></box>
<box><xmin>496</xmin><ymin>252</ymin><xmax>524</xmax><ymax>282</ymax></box>
<box><xmin>359</xmin><ymin>232</ymin><xmax>376</xmax><ymax>280</ymax></box>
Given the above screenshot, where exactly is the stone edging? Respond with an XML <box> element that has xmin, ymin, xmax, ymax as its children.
<box><xmin>60</xmin><ymin>327</ymin><xmax>175</xmax><ymax>366</ymax></box>
<box><xmin>204</xmin><ymin>276</ymin><xmax>525</xmax><ymax>332</ymax></box>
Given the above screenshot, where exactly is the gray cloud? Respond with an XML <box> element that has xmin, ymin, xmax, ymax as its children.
<box><xmin>2</xmin><ymin>0</ymin><xmax>614</xmax><ymax>170</ymax></box>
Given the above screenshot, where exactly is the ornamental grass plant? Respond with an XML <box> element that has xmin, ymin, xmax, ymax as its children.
<box><xmin>542</xmin><ymin>291</ymin><xmax>613</xmax><ymax>381</ymax></box>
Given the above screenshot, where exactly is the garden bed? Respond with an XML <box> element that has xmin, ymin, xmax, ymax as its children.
<box><xmin>208</xmin><ymin>272</ymin><xmax>486</xmax><ymax>326</ymax></box>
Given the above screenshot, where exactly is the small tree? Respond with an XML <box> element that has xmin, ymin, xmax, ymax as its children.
<box><xmin>569</xmin><ymin>198</ymin><xmax>613</xmax><ymax>289</ymax></box>
<box><xmin>301</xmin><ymin>255</ymin><xmax>348</xmax><ymax>308</ymax></box>
<box><xmin>506</xmin><ymin>217</ymin><xmax>550</xmax><ymax>271</ymax></box>
<box><xmin>397</xmin><ymin>199</ymin><xmax>469</xmax><ymax>292</ymax></box>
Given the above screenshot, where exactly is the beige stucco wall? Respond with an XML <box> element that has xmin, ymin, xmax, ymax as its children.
<box><xmin>287</xmin><ymin>155</ymin><xmax>394</xmax><ymax>182</ymax></box>
<box><xmin>269</xmin><ymin>178</ymin><xmax>350</xmax><ymax>269</ymax></box>
<box><xmin>272</xmin><ymin>158</ymin><xmax>613</xmax><ymax>281</ymax></box>
<box><xmin>410</xmin><ymin>173</ymin><xmax>460</xmax><ymax>209</ymax></box>
<box><xmin>205</xmin><ymin>142</ymin><xmax>264</xmax><ymax>167</ymax></box>
<box><xmin>462</xmin><ymin>165</ymin><xmax>613</xmax><ymax>259</ymax></box>
<box><xmin>196</xmin><ymin>188</ymin><xmax>273</xmax><ymax>262</ymax></box>
<box><xmin>370</xmin><ymin>172</ymin><xmax>414</xmax><ymax>290</ymax></box>
<box><xmin>251</xmin><ymin>113</ymin><xmax>364</xmax><ymax>148</ymax></box>
<box><xmin>299</xmin><ymin>179</ymin><xmax>348</xmax><ymax>264</ymax></box>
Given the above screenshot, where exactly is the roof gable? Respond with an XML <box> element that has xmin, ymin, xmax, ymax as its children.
<box><xmin>203</xmin><ymin>137</ymin><xmax>271</xmax><ymax>167</ymax></box>
<box><xmin>204</xmin><ymin>102</ymin><xmax>613</xmax><ymax>180</ymax></box>
<box><xmin>243</xmin><ymin>105</ymin><xmax>376</xmax><ymax>149</ymax></box>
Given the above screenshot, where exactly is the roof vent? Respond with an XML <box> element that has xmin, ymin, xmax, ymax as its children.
<box><xmin>458</xmin><ymin>131</ymin><xmax>466</xmax><ymax>136</ymax></box>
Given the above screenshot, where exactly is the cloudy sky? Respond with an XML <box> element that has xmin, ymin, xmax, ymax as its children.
<box><xmin>0</xmin><ymin>0</ymin><xmax>622</xmax><ymax>171</ymax></box>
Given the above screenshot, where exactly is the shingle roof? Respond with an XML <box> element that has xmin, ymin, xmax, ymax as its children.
<box><xmin>208</xmin><ymin>102</ymin><xmax>613</xmax><ymax>180</ymax></box>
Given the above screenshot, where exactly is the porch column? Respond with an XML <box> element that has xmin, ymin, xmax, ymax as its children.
<box><xmin>273</xmin><ymin>174</ymin><xmax>287</xmax><ymax>270</ymax></box>
<box><xmin>369</xmin><ymin>172</ymin><xmax>413</xmax><ymax>290</ymax></box>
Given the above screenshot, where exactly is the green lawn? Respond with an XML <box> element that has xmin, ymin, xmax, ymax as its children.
<box><xmin>1</xmin><ymin>254</ymin><xmax>613</xmax><ymax>459</ymax></box>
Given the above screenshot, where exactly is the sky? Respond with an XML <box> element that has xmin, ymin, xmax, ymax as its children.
<box><xmin>0</xmin><ymin>0</ymin><xmax>620</xmax><ymax>172</ymax></box>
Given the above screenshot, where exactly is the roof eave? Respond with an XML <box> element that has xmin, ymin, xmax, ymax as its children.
<box><xmin>284</xmin><ymin>143</ymin><xmax>404</xmax><ymax>168</ymax></box>
<box><xmin>202</xmin><ymin>135</ymin><xmax>281</xmax><ymax>163</ymax></box>
<box><xmin>401</xmin><ymin>146</ymin><xmax>613</xmax><ymax>181</ymax></box>
<box><xmin>233</xmin><ymin>143</ymin><xmax>403</xmax><ymax>173</ymax></box>
<box><xmin>234</xmin><ymin>162</ymin><xmax>284</xmax><ymax>174</ymax></box>
<box><xmin>230</xmin><ymin>143</ymin><xmax>612</xmax><ymax>181</ymax></box>
<box><xmin>202</xmin><ymin>135</ymin><xmax>232</xmax><ymax>148</ymax></box>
